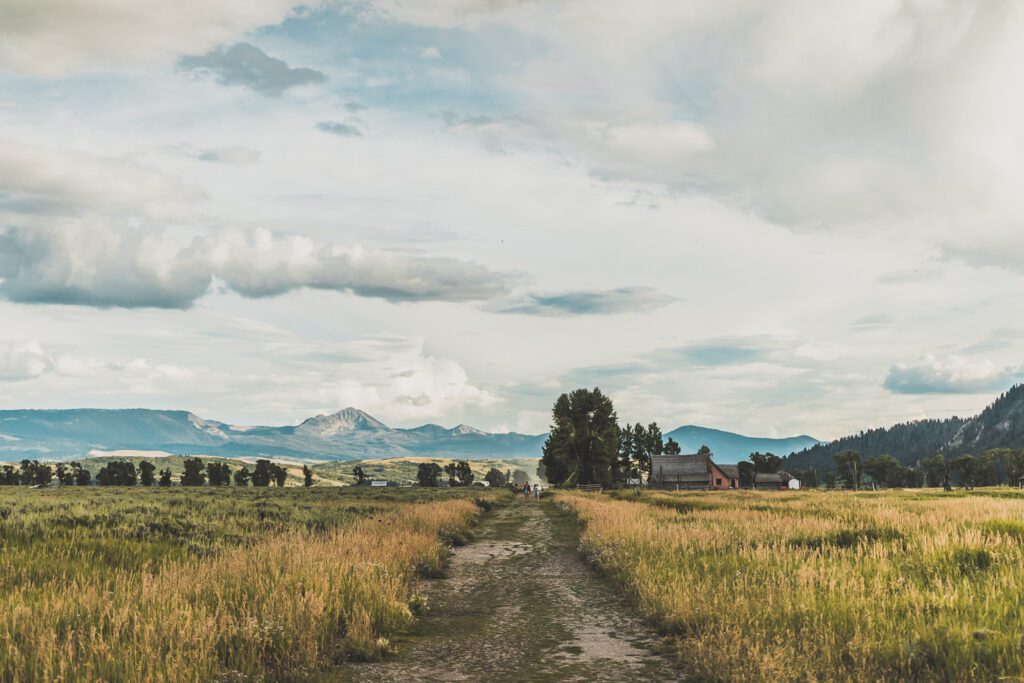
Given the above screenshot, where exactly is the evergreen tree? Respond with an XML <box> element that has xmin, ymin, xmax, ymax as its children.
<box><xmin>158</xmin><ymin>468</ymin><xmax>173</xmax><ymax>486</ymax></box>
<box><xmin>664</xmin><ymin>437</ymin><xmax>682</xmax><ymax>455</ymax></box>
<box><xmin>617</xmin><ymin>424</ymin><xmax>635</xmax><ymax>483</ymax></box>
<box><xmin>630</xmin><ymin>424</ymin><xmax>647</xmax><ymax>479</ymax></box>
<box><xmin>640</xmin><ymin>422</ymin><xmax>664</xmax><ymax>476</ymax></box>
<box><xmin>302</xmin><ymin>465</ymin><xmax>314</xmax><ymax>487</ymax></box>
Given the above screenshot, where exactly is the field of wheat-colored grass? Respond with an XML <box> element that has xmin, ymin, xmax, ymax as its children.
<box><xmin>0</xmin><ymin>487</ymin><xmax>500</xmax><ymax>682</ymax></box>
<box><xmin>557</xmin><ymin>488</ymin><xmax>1024</xmax><ymax>682</ymax></box>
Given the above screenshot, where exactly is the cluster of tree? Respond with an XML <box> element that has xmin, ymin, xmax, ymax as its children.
<box><xmin>539</xmin><ymin>387</ymin><xmax>679</xmax><ymax>487</ymax></box>
<box><xmin>787</xmin><ymin>448</ymin><xmax>1024</xmax><ymax>490</ymax></box>
<box><xmin>0</xmin><ymin>458</ymin><xmax>307</xmax><ymax>488</ymax></box>
<box><xmin>413</xmin><ymin>460</ymin><xmax>482</xmax><ymax>487</ymax></box>
<box><xmin>732</xmin><ymin>450</ymin><xmax>782</xmax><ymax>487</ymax></box>
<box><xmin>444</xmin><ymin>461</ymin><xmax>474</xmax><ymax>486</ymax></box>
<box><xmin>617</xmin><ymin>423</ymin><xmax>680</xmax><ymax>481</ymax></box>
<box><xmin>0</xmin><ymin>460</ymin><xmax>93</xmax><ymax>487</ymax></box>
<box><xmin>96</xmin><ymin>461</ymin><xmax>139</xmax><ymax>486</ymax></box>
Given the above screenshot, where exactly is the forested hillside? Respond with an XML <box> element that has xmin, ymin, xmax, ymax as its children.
<box><xmin>786</xmin><ymin>385</ymin><xmax>1024</xmax><ymax>471</ymax></box>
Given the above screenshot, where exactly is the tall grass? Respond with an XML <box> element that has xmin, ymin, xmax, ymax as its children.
<box><xmin>0</xmin><ymin>487</ymin><xmax>497</xmax><ymax>682</ymax></box>
<box><xmin>558</xmin><ymin>489</ymin><xmax>1024</xmax><ymax>682</ymax></box>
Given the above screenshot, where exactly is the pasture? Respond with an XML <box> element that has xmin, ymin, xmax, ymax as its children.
<box><xmin>557</xmin><ymin>488</ymin><xmax>1024</xmax><ymax>682</ymax></box>
<box><xmin>0</xmin><ymin>486</ymin><xmax>502</xmax><ymax>682</ymax></box>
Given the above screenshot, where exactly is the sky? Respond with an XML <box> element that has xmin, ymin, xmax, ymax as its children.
<box><xmin>2</xmin><ymin>0</ymin><xmax>1024</xmax><ymax>439</ymax></box>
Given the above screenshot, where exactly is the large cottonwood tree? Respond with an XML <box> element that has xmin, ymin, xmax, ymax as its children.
<box><xmin>541</xmin><ymin>387</ymin><xmax>620</xmax><ymax>487</ymax></box>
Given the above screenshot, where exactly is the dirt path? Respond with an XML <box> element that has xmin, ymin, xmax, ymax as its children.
<box><xmin>336</xmin><ymin>498</ymin><xmax>679</xmax><ymax>682</ymax></box>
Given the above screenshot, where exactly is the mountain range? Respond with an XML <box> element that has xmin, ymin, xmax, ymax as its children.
<box><xmin>664</xmin><ymin>425</ymin><xmax>820</xmax><ymax>462</ymax></box>
<box><xmin>0</xmin><ymin>408</ymin><xmax>546</xmax><ymax>462</ymax></box>
<box><xmin>0</xmin><ymin>407</ymin><xmax>821</xmax><ymax>462</ymax></box>
<box><xmin>785</xmin><ymin>384</ymin><xmax>1024</xmax><ymax>471</ymax></box>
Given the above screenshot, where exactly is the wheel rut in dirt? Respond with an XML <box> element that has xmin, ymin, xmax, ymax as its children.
<box><xmin>337</xmin><ymin>498</ymin><xmax>680</xmax><ymax>682</ymax></box>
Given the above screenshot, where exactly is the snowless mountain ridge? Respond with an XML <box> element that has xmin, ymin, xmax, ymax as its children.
<box><xmin>0</xmin><ymin>406</ymin><xmax>821</xmax><ymax>463</ymax></box>
<box><xmin>0</xmin><ymin>407</ymin><xmax>547</xmax><ymax>461</ymax></box>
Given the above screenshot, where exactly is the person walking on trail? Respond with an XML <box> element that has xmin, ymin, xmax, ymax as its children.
<box><xmin>523</xmin><ymin>483</ymin><xmax>531</xmax><ymax>499</ymax></box>
<box><xmin>533</xmin><ymin>483</ymin><xmax>541</xmax><ymax>499</ymax></box>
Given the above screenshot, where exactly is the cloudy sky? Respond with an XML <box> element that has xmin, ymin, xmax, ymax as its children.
<box><xmin>2</xmin><ymin>0</ymin><xmax>1024</xmax><ymax>439</ymax></box>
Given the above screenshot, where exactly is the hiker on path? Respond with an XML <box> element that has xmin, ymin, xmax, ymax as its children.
<box><xmin>533</xmin><ymin>484</ymin><xmax>541</xmax><ymax>499</ymax></box>
<box><xmin>523</xmin><ymin>483</ymin><xmax>531</xmax><ymax>498</ymax></box>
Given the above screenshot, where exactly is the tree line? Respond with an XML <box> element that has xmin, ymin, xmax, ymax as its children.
<box><xmin>822</xmin><ymin>449</ymin><xmax>1024</xmax><ymax>490</ymax></box>
<box><xmin>0</xmin><ymin>459</ymin><xmax>316</xmax><ymax>488</ymax></box>
<box><xmin>410</xmin><ymin>461</ymin><xmax>526</xmax><ymax>488</ymax></box>
<box><xmin>741</xmin><ymin>448</ymin><xmax>1024</xmax><ymax>490</ymax></box>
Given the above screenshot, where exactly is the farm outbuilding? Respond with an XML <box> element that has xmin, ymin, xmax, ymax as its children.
<box><xmin>648</xmin><ymin>454</ymin><xmax>711</xmax><ymax>490</ymax></box>
<box><xmin>648</xmin><ymin>454</ymin><xmax>739</xmax><ymax>490</ymax></box>
<box><xmin>754</xmin><ymin>471</ymin><xmax>800</xmax><ymax>490</ymax></box>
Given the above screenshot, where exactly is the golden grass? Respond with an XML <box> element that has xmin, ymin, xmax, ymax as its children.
<box><xmin>557</xmin><ymin>489</ymin><xmax>1024</xmax><ymax>682</ymax></box>
<box><xmin>0</xmin><ymin>487</ymin><xmax>495</xmax><ymax>682</ymax></box>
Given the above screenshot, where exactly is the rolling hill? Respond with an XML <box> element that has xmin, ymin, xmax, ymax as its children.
<box><xmin>665</xmin><ymin>425</ymin><xmax>821</xmax><ymax>462</ymax></box>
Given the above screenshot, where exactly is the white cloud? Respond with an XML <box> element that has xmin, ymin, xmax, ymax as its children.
<box><xmin>0</xmin><ymin>226</ymin><xmax>509</xmax><ymax>308</ymax></box>
<box><xmin>0</xmin><ymin>138</ymin><xmax>201</xmax><ymax>219</ymax></box>
<box><xmin>0</xmin><ymin>342</ymin><xmax>52</xmax><ymax>380</ymax></box>
<box><xmin>885</xmin><ymin>354</ymin><xmax>1023</xmax><ymax>395</ymax></box>
<box><xmin>407</xmin><ymin>1</ymin><xmax>1024</xmax><ymax>267</ymax></box>
<box><xmin>0</xmin><ymin>0</ymin><xmax>310</xmax><ymax>75</ymax></box>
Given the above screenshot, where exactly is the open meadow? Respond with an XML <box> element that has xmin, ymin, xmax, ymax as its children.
<box><xmin>0</xmin><ymin>486</ymin><xmax>504</xmax><ymax>682</ymax></box>
<box><xmin>556</xmin><ymin>488</ymin><xmax>1024</xmax><ymax>682</ymax></box>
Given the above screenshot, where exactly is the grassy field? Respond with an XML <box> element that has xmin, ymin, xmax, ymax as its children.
<box><xmin>556</xmin><ymin>488</ymin><xmax>1024</xmax><ymax>682</ymax></box>
<box><xmin>0</xmin><ymin>486</ymin><xmax>504</xmax><ymax>682</ymax></box>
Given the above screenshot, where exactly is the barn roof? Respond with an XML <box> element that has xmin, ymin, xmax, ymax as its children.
<box><xmin>650</xmin><ymin>454</ymin><xmax>710</xmax><ymax>482</ymax></box>
<box><xmin>716</xmin><ymin>463</ymin><xmax>739</xmax><ymax>479</ymax></box>
<box><xmin>754</xmin><ymin>471</ymin><xmax>793</xmax><ymax>483</ymax></box>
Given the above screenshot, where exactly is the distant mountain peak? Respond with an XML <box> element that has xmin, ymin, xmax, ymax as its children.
<box><xmin>450</xmin><ymin>424</ymin><xmax>485</xmax><ymax>436</ymax></box>
<box><xmin>296</xmin><ymin>407</ymin><xmax>391</xmax><ymax>436</ymax></box>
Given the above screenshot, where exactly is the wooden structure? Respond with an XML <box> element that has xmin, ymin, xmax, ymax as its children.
<box><xmin>753</xmin><ymin>471</ymin><xmax>799</xmax><ymax>490</ymax></box>
<box><xmin>648</xmin><ymin>454</ymin><xmax>739</xmax><ymax>490</ymax></box>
